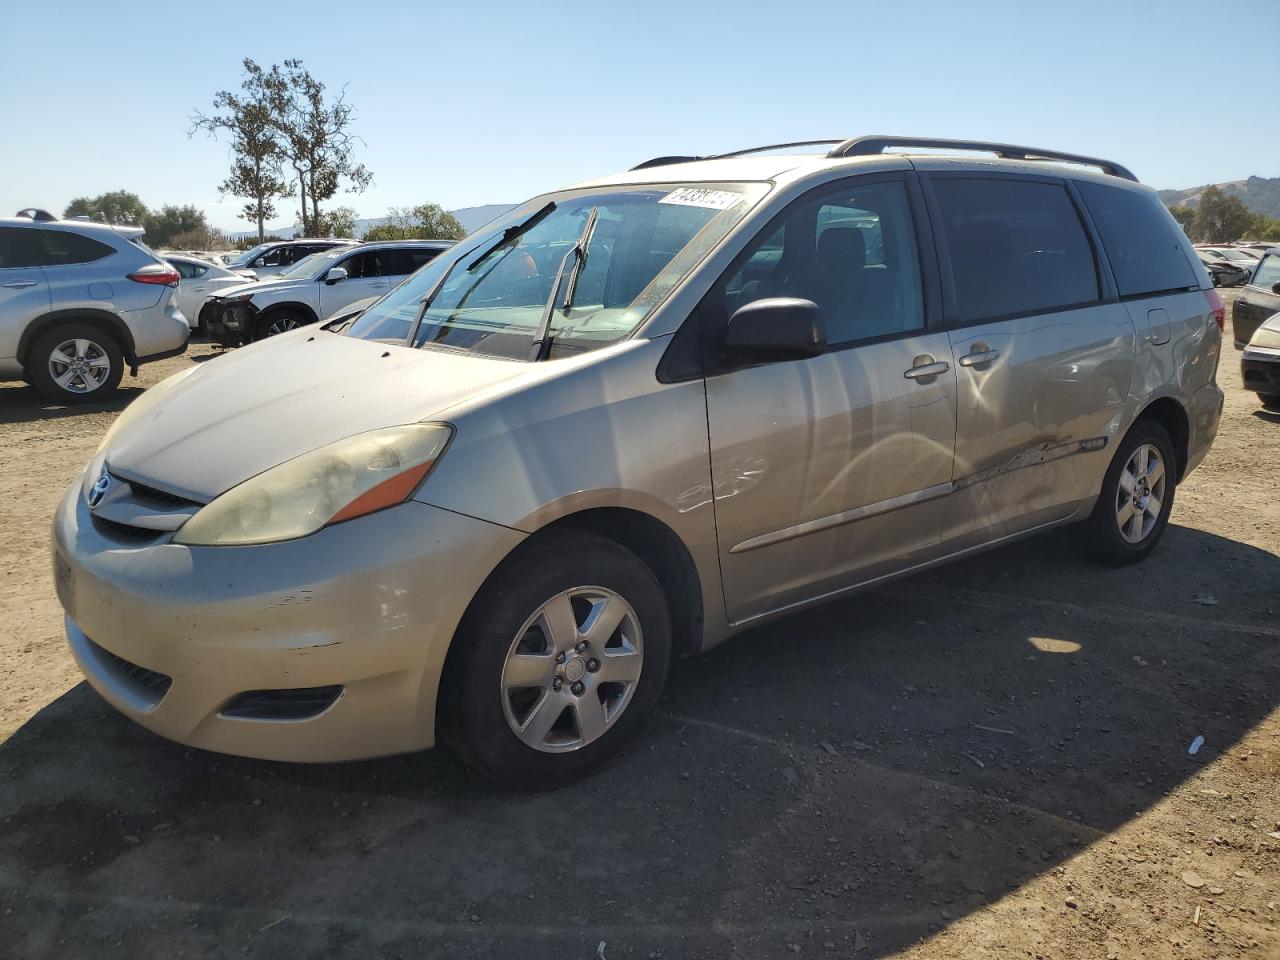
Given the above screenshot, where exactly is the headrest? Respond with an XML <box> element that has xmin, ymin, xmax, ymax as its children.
<box><xmin>817</xmin><ymin>227</ymin><xmax>866</xmax><ymax>270</ymax></box>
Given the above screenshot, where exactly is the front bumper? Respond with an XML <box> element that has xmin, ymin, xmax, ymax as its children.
<box><xmin>52</xmin><ymin>483</ymin><xmax>524</xmax><ymax>761</ymax></box>
<box><xmin>1242</xmin><ymin>345</ymin><xmax>1280</xmax><ymax>398</ymax></box>
<box><xmin>200</xmin><ymin>299</ymin><xmax>257</xmax><ymax>347</ymax></box>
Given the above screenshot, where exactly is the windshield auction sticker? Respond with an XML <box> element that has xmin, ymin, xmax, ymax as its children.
<box><xmin>659</xmin><ymin>188</ymin><xmax>742</xmax><ymax>210</ymax></box>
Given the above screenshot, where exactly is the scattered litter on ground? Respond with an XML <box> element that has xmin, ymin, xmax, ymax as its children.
<box><xmin>962</xmin><ymin>752</ymin><xmax>985</xmax><ymax>769</ymax></box>
<box><xmin>1193</xmin><ymin>594</ymin><xmax>1219</xmax><ymax>606</ymax></box>
<box><xmin>1188</xmin><ymin>735</ymin><xmax>1204</xmax><ymax>755</ymax></box>
<box><xmin>972</xmin><ymin>723</ymin><xmax>1015</xmax><ymax>735</ymax></box>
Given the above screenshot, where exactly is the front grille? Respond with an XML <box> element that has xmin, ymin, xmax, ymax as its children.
<box><xmin>91</xmin><ymin>515</ymin><xmax>164</xmax><ymax>541</ymax></box>
<box><xmin>88</xmin><ymin>638</ymin><xmax>172</xmax><ymax>702</ymax></box>
<box><xmin>122</xmin><ymin>478</ymin><xmax>200</xmax><ymax>509</ymax></box>
<box><xmin>220</xmin><ymin>686</ymin><xmax>343</xmax><ymax>721</ymax></box>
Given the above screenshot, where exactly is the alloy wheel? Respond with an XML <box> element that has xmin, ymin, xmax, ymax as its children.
<box><xmin>47</xmin><ymin>338</ymin><xmax>111</xmax><ymax>394</ymax></box>
<box><xmin>266</xmin><ymin>316</ymin><xmax>301</xmax><ymax>336</ymax></box>
<box><xmin>1115</xmin><ymin>442</ymin><xmax>1166</xmax><ymax>544</ymax></box>
<box><xmin>500</xmin><ymin>586</ymin><xmax>644</xmax><ymax>753</ymax></box>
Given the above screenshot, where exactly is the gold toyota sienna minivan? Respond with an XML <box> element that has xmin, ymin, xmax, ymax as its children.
<box><xmin>53</xmin><ymin>137</ymin><xmax>1224</xmax><ymax>788</ymax></box>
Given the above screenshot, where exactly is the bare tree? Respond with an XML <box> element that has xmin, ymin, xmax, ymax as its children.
<box><xmin>191</xmin><ymin>59</ymin><xmax>291</xmax><ymax>243</ymax></box>
<box><xmin>274</xmin><ymin>59</ymin><xmax>373</xmax><ymax>236</ymax></box>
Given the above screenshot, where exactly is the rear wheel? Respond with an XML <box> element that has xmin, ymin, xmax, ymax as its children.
<box><xmin>441</xmin><ymin>530</ymin><xmax>672</xmax><ymax>789</ymax></box>
<box><xmin>1072</xmin><ymin>419</ymin><xmax>1176</xmax><ymax>565</ymax></box>
<box><xmin>1259</xmin><ymin>393</ymin><xmax>1280</xmax><ymax>410</ymax></box>
<box><xmin>26</xmin><ymin>323</ymin><xmax>124</xmax><ymax>403</ymax></box>
<box><xmin>254</xmin><ymin>309</ymin><xmax>307</xmax><ymax>341</ymax></box>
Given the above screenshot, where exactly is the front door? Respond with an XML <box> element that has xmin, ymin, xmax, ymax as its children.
<box><xmin>704</xmin><ymin>175</ymin><xmax>958</xmax><ymax>623</ymax></box>
<box><xmin>321</xmin><ymin>249</ymin><xmax>392</xmax><ymax>319</ymax></box>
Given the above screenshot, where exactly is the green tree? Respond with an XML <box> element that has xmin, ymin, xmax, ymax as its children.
<box><xmin>191</xmin><ymin>59</ymin><xmax>292</xmax><ymax>244</ymax></box>
<box><xmin>63</xmin><ymin>190</ymin><xmax>148</xmax><ymax>225</ymax></box>
<box><xmin>1191</xmin><ymin>186</ymin><xmax>1253</xmax><ymax>243</ymax></box>
<box><xmin>310</xmin><ymin>205</ymin><xmax>360</xmax><ymax>238</ymax></box>
<box><xmin>143</xmin><ymin>204</ymin><xmax>208</xmax><ymax>247</ymax></box>
<box><xmin>1169</xmin><ymin>205</ymin><xmax>1195</xmax><ymax>234</ymax></box>
<box><xmin>1244</xmin><ymin>213</ymin><xmax>1280</xmax><ymax>242</ymax></box>
<box><xmin>362</xmin><ymin>203</ymin><xmax>465</xmax><ymax>241</ymax></box>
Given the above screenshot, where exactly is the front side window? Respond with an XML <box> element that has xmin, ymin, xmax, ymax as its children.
<box><xmin>932</xmin><ymin>177</ymin><xmax>1099</xmax><ymax>323</ymax></box>
<box><xmin>722</xmin><ymin>178</ymin><xmax>925</xmax><ymax>346</ymax></box>
<box><xmin>0</xmin><ymin>227</ymin><xmax>43</xmax><ymax>268</ymax></box>
<box><xmin>341</xmin><ymin>250</ymin><xmax>385</xmax><ymax>278</ymax></box>
<box><xmin>346</xmin><ymin>183</ymin><xmax>768</xmax><ymax>359</ymax></box>
<box><xmin>1076</xmin><ymin>181</ymin><xmax>1198</xmax><ymax>298</ymax></box>
<box><xmin>1252</xmin><ymin>254</ymin><xmax>1280</xmax><ymax>289</ymax></box>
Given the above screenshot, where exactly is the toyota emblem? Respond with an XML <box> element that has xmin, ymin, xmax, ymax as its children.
<box><xmin>88</xmin><ymin>471</ymin><xmax>111</xmax><ymax>509</ymax></box>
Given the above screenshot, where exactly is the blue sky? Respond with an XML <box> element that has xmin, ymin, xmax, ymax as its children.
<box><xmin>2</xmin><ymin>0</ymin><xmax>1275</xmax><ymax>232</ymax></box>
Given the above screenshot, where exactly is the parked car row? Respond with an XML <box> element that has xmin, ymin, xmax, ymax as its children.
<box><xmin>0</xmin><ymin>209</ymin><xmax>190</xmax><ymax>402</ymax></box>
<box><xmin>0</xmin><ymin>209</ymin><xmax>457</xmax><ymax>401</ymax></box>
<box><xmin>50</xmin><ymin>137</ymin><xmax>1226</xmax><ymax>787</ymax></box>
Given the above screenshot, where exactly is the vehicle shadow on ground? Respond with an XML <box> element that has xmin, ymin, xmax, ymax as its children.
<box><xmin>1</xmin><ymin>523</ymin><xmax>1276</xmax><ymax>958</ymax></box>
<box><xmin>0</xmin><ymin>383</ymin><xmax>147</xmax><ymax>424</ymax></box>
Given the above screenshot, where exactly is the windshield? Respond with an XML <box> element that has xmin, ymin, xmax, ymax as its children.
<box><xmin>228</xmin><ymin>243</ymin><xmax>271</xmax><ymax>267</ymax></box>
<box><xmin>279</xmin><ymin>249</ymin><xmax>345</xmax><ymax>281</ymax></box>
<box><xmin>346</xmin><ymin>183</ymin><xmax>768</xmax><ymax>359</ymax></box>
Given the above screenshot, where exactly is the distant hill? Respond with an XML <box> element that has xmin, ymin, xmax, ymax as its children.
<box><xmin>1158</xmin><ymin>176</ymin><xmax>1280</xmax><ymax>218</ymax></box>
<box><xmin>228</xmin><ymin>203</ymin><xmax>516</xmax><ymax>242</ymax></box>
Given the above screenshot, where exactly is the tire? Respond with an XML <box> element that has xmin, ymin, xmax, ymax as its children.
<box><xmin>440</xmin><ymin>530</ymin><xmax>672</xmax><ymax>790</ymax></box>
<box><xmin>1259</xmin><ymin>394</ymin><xmax>1280</xmax><ymax>410</ymax></box>
<box><xmin>26</xmin><ymin>323</ymin><xmax>124</xmax><ymax>403</ymax></box>
<box><xmin>254</xmin><ymin>309</ymin><xmax>308</xmax><ymax>341</ymax></box>
<box><xmin>1071</xmin><ymin>418</ymin><xmax>1176</xmax><ymax>565</ymax></box>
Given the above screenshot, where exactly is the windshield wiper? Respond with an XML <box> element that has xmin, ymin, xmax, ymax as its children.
<box><xmin>404</xmin><ymin>202</ymin><xmax>558</xmax><ymax>347</ymax></box>
<box><xmin>465</xmin><ymin>202</ymin><xmax>555</xmax><ymax>272</ymax></box>
<box><xmin>529</xmin><ymin>206</ymin><xmax>598</xmax><ymax>362</ymax></box>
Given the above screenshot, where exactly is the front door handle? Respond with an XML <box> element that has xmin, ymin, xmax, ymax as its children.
<box><xmin>959</xmin><ymin>348</ymin><xmax>1000</xmax><ymax>367</ymax></box>
<box><xmin>1</xmin><ymin>280</ymin><xmax>37</xmax><ymax>289</ymax></box>
<box><xmin>904</xmin><ymin>359</ymin><xmax>950</xmax><ymax>380</ymax></box>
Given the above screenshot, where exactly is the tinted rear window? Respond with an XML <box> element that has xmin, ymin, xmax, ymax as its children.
<box><xmin>1076</xmin><ymin>181</ymin><xmax>1198</xmax><ymax>297</ymax></box>
<box><xmin>36</xmin><ymin>229</ymin><xmax>115</xmax><ymax>266</ymax></box>
<box><xmin>931</xmin><ymin>177</ymin><xmax>1100</xmax><ymax>323</ymax></box>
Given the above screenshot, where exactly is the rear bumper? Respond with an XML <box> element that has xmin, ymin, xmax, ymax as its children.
<box><xmin>1184</xmin><ymin>379</ymin><xmax>1224</xmax><ymax>479</ymax></box>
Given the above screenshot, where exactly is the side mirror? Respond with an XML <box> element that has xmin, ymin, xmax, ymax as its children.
<box><xmin>725</xmin><ymin>297</ymin><xmax>826</xmax><ymax>363</ymax></box>
<box><xmin>325</xmin><ymin>267</ymin><xmax>349</xmax><ymax>285</ymax></box>
<box><xmin>1271</xmin><ymin>281</ymin><xmax>1280</xmax><ymax>296</ymax></box>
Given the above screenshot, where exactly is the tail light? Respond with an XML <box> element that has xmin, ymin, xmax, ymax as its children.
<box><xmin>1203</xmin><ymin>288</ymin><xmax>1225</xmax><ymax>332</ymax></box>
<box><xmin>128</xmin><ymin>264</ymin><xmax>180</xmax><ymax>286</ymax></box>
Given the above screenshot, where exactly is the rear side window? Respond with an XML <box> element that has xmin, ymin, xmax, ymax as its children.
<box><xmin>32</xmin><ymin>229</ymin><xmax>115</xmax><ymax>266</ymax></box>
<box><xmin>1076</xmin><ymin>181</ymin><xmax>1198</xmax><ymax>297</ymax></box>
<box><xmin>1253</xmin><ymin>254</ymin><xmax>1280</xmax><ymax>289</ymax></box>
<box><xmin>931</xmin><ymin>177</ymin><xmax>1099</xmax><ymax>323</ymax></box>
<box><xmin>381</xmin><ymin>248</ymin><xmax>442</xmax><ymax>275</ymax></box>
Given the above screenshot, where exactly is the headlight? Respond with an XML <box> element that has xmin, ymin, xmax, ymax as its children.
<box><xmin>173</xmin><ymin>424</ymin><xmax>453</xmax><ymax>547</ymax></box>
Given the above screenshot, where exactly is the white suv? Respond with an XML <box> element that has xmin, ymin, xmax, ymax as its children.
<box><xmin>201</xmin><ymin>240</ymin><xmax>454</xmax><ymax>345</ymax></box>
<box><xmin>0</xmin><ymin>209</ymin><xmax>190</xmax><ymax>402</ymax></box>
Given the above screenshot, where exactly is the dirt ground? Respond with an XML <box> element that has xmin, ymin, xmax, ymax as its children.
<box><xmin>0</xmin><ymin>295</ymin><xmax>1277</xmax><ymax>959</ymax></box>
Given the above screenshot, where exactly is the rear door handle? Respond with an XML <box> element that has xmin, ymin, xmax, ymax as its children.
<box><xmin>904</xmin><ymin>360</ymin><xmax>950</xmax><ymax>380</ymax></box>
<box><xmin>1</xmin><ymin>280</ymin><xmax>37</xmax><ymax>289</ymax></box>
<box><xmin>959</xmin><ymin>348</ymin><xmax>1000</xmax><ymax>367</ymax></box>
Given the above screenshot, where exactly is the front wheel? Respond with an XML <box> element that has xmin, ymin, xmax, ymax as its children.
<box><xmin>441</xmin><ymin>530</ymin><xmax>672</xmax><ymax>789</ymax></box>
<box><xmin>254</xmin><ymin>309</ymin><xmax>307</xmax><ymax>341</ymax></box>
<box><xmin>27</xmin><ymin>323</ymin><xmax>124</xmax><ymax>403</ymax></box>
<box><xmin>1072</xmin><ymin>419</ymin><xmax>1176</xmax><ymax>565</ymax></box>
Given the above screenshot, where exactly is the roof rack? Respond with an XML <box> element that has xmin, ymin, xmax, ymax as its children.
<box><xmin>15</xmin><ymin>208</ymin><xmax>58</xmax><ymax>222</ymax></box>
<box><xmin>630</xmin><ymin>155</ymin><xmax>704</xmax><ymax>171</ymax></box>
<box><xmin>825</xmin><ymin>136</ymin><xmax>1138</xmax><ymax>181</ymax></box>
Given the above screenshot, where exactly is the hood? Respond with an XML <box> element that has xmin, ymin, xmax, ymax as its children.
<box><xmin>210</xmin><ymin>275</ymin><xmax>310</xmax><ymax>300</ymax></box>
<box><xmin>105</xmin><ymin>332</ymin><xmax>527</xmax><ymax>501</ymax></box>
